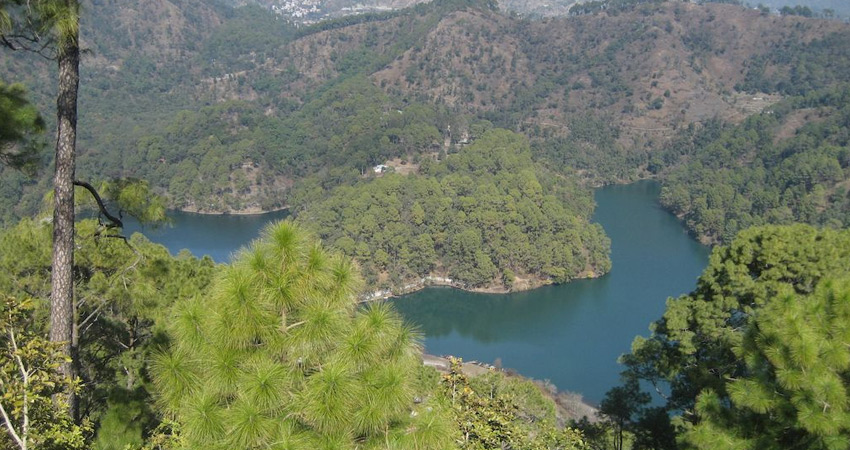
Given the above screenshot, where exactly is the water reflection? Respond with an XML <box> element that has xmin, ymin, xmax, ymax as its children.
<box><xmin>124</xmin><ymin>209</ymin><xmax>290</xmax><ymax>263</ymax></box>
<box><xmin>391</xmin><ymin>181</ymin><xmax>710</xmax><ymax>403</ymax></box>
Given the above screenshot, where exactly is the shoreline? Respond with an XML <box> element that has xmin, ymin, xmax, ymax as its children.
<box><xmin>361</xmin><ymin>270</ymin><xmax>604</xmax><ymax>302</ymax></box>
<box><xmin>174</xmin><ymin>205</ymin><xmax>289</xmax><ymax>216</ymax></box>
<box><xmin>422</xmin><ymin>353</ymin><xmax>600</xmax><ymax>423</ymax></box>
<box><xmin>361</xmin><ymin>275</ymin><xmax>544</xmax><ymax>302</ymax></box>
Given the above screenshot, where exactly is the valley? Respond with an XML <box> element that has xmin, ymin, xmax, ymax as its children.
<box><xmin>2</xmin><ymin>0</ymin><xmax>850</xmax><ymax>448</ymax></box>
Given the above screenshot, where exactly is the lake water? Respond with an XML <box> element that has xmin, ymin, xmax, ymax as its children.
<box><xmin>390</xmin><ymin>180</ymin><xmax>710</xmax><ymax>404</ymax></box>
<box><xmin>125</xmin><ymin>181</ymin><xmax>709</xmax><ymax>404</ymax></box>
<box><xmin>124</xmin><ymin>209</ymin><xmax>290</xmax><ymax>262</ymax></box>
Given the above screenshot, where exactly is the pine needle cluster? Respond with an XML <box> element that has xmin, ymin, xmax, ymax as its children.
<box><xmin>152</xmin><ymin>221</ymin><xmax>454</xmax><ymax>450</ymax></box>
<box><xmin>685</xmin><ymin>277</ymin><xmax>850</xmax><ymax>449</ymax></box>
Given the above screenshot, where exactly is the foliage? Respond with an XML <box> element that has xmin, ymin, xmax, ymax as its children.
<box><xmin>534</xmin><ymin>114</ymin><xmax>639</xmax><ymax>184</ymax></box>
<box><xmin>574</xmin><ymin>387</ymin><xmax>675</xmax><ymax>450</ymax></box>
<box><xmin>0</xmin><ymin>296</ymin><xmax>90</xmax><ymax>450</ymax></box>
<box><xmin>152</xmin><ymin>221</ymin><xmax>454</xmax><ymax>449</ymax></box>
<box><xmin>2</xmin><ymin>0</ymin><xmax>850</xmax><ymax>221</ymax></box>
<box><xmin>199</xmin><ymin>5</ymin><xmax>296</xmax><ymax>75</ymax></box>
<box><xmin>78</xmin><ymin>78</ymin><xmax>465</xmax><ymax>215</ymax></box>
<box><xmin>736</xmin><ymin>30</ymin><xmax>850</xmax><ymax>96</ymax></box>
<box><xmin>614</xmin><ymin>224</ymin><xmax>850</xmax><ymax>444</ymax></box>
<box><xmin>273</xmin><ymin>77</ymin><xmax>448</xmax><ymax>177</ymax></box>
<box><xmin>468</xmin><ymin>372</ymin><xmax>558</xmax><ymax>427</ymax></box>
<box><xmin>0</xmin><ymin>0</ymin><xmax>76</xmax><ymax>52</ymax></box>
<box><xmin>598</xmin><ymin>378</ymin><xmax>649</xmax><ymax>450</ymax></box>
<box><xmin>0</xmin><ymin>80</ymin><xmax>45</xmax><ymax>225</ymax></box>
<box><xmin>568</xmin><ymin>417</ymin><xmax>611</xmax><ymax>450</ymax></box>
<box><xmin>660</xmin><ymin>87</ymin><xmax>850</xmax><ymax>243</ymax></box>
<box><xmin>0</xmin><ymin>217</ymin><xmax>217</xmax><ymax>449</ymax></box>
<box><xmin>441</xmin><ymin>358</ymin><xmax>587</xmax><ymax>450</ymax></box>
<box><xmin>294</xmin><ymin>129</ymin><xmax>610</xmax><ymax>290</ymax></box>
<box><xmin>0</xmin><ymin>81</ymin><xmax>44</xmax><ymax>174</ymax></box>
<box><xmin>569</xmin><ymin>0</ymin><xmax>668</xmax><ymax>16</ymax></box>
<box><xmin>98</xmin><ymin>179</ymin><xmax>168</xmax><ymax>224</ymax></box>
<box><xmin>779</xmin><ymin>5</ymin><xmax>814</xmax><ymax>17</ymax></box>
<box><xmin>647</xmin><ymin>117</ymin><xmax>728</xmax><ymax>175</ymax></box>
<box><xmin>682</xmin><ymin>277</ymin><xmax>850</xmax><ymax>449</ymax></box>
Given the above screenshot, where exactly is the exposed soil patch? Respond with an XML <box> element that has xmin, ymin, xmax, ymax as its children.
<box><xmin>385</xmin><ymin>157</ymin><xmax>420</xmax><ymax>176</ymax></box>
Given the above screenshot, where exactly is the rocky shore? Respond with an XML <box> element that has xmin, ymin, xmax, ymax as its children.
<box><xmin>361</xmin><ymin>270</ymin><xmax>602</xmax><ymax>302</ymax></box>
<box><xmin>178</xmin><ymin>205</ymin><xmax>289</xmax><ymax>215</ymax></box>
<box><xmin>422</xmin><ymin>353</ymin><xmax>600</xmax><ymax>424</ymax></box>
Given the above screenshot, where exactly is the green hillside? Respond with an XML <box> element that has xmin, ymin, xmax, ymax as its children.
<box><xmin>3</xmin><ymin>0</ymin><xmax>850</xmax><ymax>224</ymax></box>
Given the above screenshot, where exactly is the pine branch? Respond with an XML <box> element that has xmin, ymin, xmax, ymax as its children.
<box><xmin>73</xmin><ymin>180</ymin><xmax>123</xmax><ymax>228</ymax></box>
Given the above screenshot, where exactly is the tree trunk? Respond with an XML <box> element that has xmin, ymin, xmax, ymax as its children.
<box><xmin>49</xmin><ymin>28</ymin><xmax>79</xmax><ymax>420</ymax></box>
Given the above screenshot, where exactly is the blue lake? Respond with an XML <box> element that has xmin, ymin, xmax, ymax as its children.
<box><xmin>124</xmin><ymin>209</ymin><xmax>290</xmax><ymax>263</ymax></box>
<box><xmin>389</xmin><ymin>180</ymin><xmax>710</xmax><ymax>404</ymax></box>
<box><xmin>126</xmin><ymin>181</ymin><xmax>709</xmax><ymax>404</ymax></box>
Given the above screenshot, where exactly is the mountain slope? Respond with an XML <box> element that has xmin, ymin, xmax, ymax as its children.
<box><xmin>2</xmin><ymin>0</ymin><xmax>850</xmax><ymax>218</ymax></box>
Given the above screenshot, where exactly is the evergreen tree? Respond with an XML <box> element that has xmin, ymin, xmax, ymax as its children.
<box><xmin>295</xmin><ymin>128</ymin><xmax>610</xmax><ymax>292</ymax></box>
<box><xmin>606</xmin><ymin>225</ymin><xmax>850</xmax><ymax>446</ymax></box>
<box><xmin>0</xmin><ymin>0</ymin><xmax>83</xmax><ymax>416</ymax></box>
<box><xmin>620</xmin><ymin>224</ymin><xmax>850</xmax><ymax>417</ymax></box>
<box><xmin>684</xmin><ymin>277</ymin><xmax>850</xmax><ymax>449</ymax></box>
<box><xmin>598</xmin><ymin>378</ymin><xmax>649</xmax><ymax>450</ymax></box>
<box><xmin>0</xmin><ymin>81</ymin><xmax>44</xmax><ymax>173</ymax></box>
<box><xmin>0</xmin><ymin>216</ymin><xmax>217</xmax><ymax>449</ymax></box>
<box><xmin>153</xmin><ymin>221</ymin><xmax>454</xmax><ymax>449</ymax></box>
<box><xmin>48</xmin><ymin>0</ymin><xmax>81</xmax><ymax>417</ymax></box>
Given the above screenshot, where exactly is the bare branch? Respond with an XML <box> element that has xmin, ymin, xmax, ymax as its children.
<box><xmin>82</xmin><ymin>314</ymin><xmax>99</xmax><ymax>334</ymax></box>
<box><xmin>78</xmin><ymin>303</ymin><xmax>103</xmax><ymax>330</ymax></box>
<box><xmin>73</xmin><ymin>180</ymin><xmax>123</xmax><ymax>228</ymax></box>
<box><xmin>0</xmin><ymin>399</ymin><xmax>25</xmax><ymax>450</ymax></box>
<box><xmin>6</xmin><ymin>327</ymin><xmax>28</xmax><ymax>450</ymax></box>
<box><xmin>0</xmin><ymin>32</ymin><xmax>56</xmax><ymax>59</ymax></box>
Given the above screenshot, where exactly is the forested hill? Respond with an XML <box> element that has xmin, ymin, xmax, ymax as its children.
<box><xmin>659</xmin><ymin>86</ymin><xmax>850</xmax><ymax>244</ymax></box>
<box><xmin>293</xmin><ymin>129</ymin><xmax>611</xmax><ymax>292</ymax></box>
<box><xmin>2</xmin><ymin>0</ymin><xmax>850</xmax><ymax>221</ymax></box>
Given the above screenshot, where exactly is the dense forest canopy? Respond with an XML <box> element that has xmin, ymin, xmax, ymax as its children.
<box><xmin>294</xmin><ymin>129</ymin><xmax>611</xmax><ymax>291</ymax></box>
<box><xmin>660</xmin><ymin>86</ymin><xmax>850</xmax><ymax>243</ymax></box>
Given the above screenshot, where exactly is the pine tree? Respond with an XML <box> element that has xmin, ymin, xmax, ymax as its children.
<box><xmin>0</xmin><ymin>81</ymin><xmax>44</xmax><ymax>173</ymax></box>
<box><xmin>48</xmin><ymin>0</ymin><xmax>81</xmax><ymax>418</ymax></box>
<box><xmin>684</xmin><ymin>277</ymin><xmax>850</xmax><ymax>450</ymax></box>
<box><xmin>0</xmin><ymin>0</ymin><xmax>83</xmax><ymax>417</ymax></box>
<box><xmin>613</xmin><ymin>225</ymin><xmax>850</xmax><ymax>446</ymax></box>
<box><xmin>153</xmin><ymin>221</ymin><xmax>454</xmax><ymax>449</ymax></box>
<box><xmin>0</xmin><ymin>216</ymin><xmax>217</xmax><ymax>448</ymax></box>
